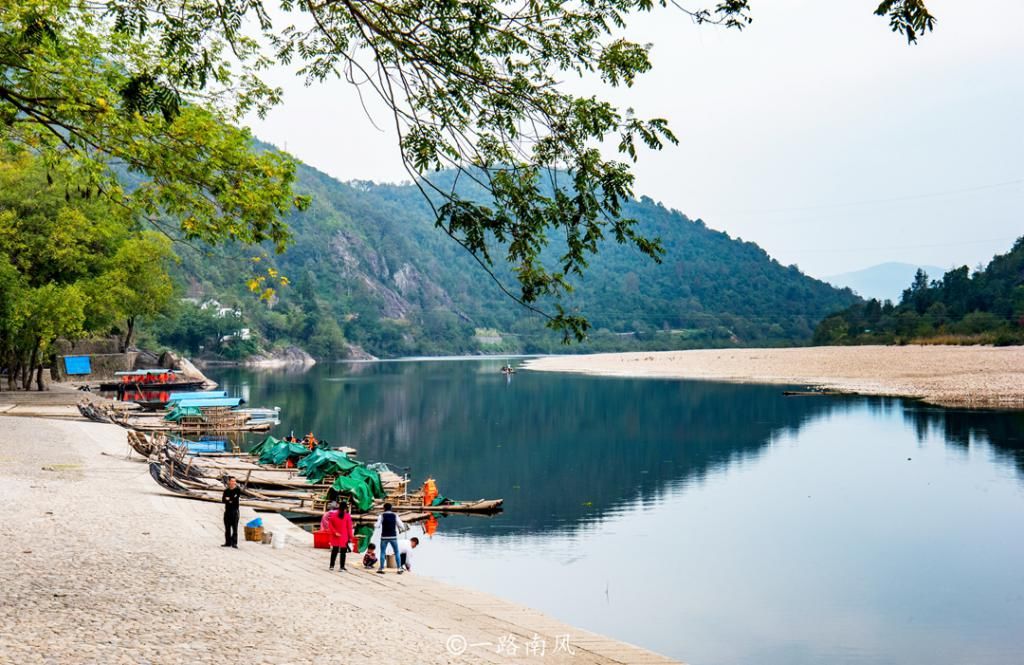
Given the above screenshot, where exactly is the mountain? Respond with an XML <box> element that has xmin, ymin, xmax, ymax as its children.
<box><xmin>152</xmin><ymin>155</ymin><xmax>859</xmax><ymax>359</ymax></box>
<box><xmin>815</xmin><ymin>238</ymin><xmax>1024</xmax><ymax>346</ymax></box>
<box><xmin>824</xmin><ymin>262</ymin><xmax>945</xmax><ymax>303</ymax></box>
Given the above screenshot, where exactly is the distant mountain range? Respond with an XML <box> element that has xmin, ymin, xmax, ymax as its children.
<box><xmin>824</xmin><ymin>262</ymin><xmax>946</xmax><ymax>304</ymax></box>
<box><xmin>161</xmin><ymin>148</ymin><xmax>860</xmax><ymax>358</ymax></box>
<box><xmin>815</xmin><ymin>237</ymin><xmax>1023</xmax><ymax>346</ymax></box>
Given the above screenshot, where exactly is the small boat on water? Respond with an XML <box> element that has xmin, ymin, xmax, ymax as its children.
<box><xmin>500</xmin><ymin>364</ymin><xmax>515</xmax><ymax>374</ymax></box>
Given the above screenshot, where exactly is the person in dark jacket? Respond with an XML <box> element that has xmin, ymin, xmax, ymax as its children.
<box><xmin>222</xmin><ymin>476</ymin><xmax>241</xmax><ymax>548</ymax></box>
<box><xmin>374</xmin><ymin>503</ymin><xmax>406</xmax><ymax>574</ymax></box>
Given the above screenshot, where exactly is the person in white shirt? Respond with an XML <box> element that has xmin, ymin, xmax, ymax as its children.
<box><xmin>397</xmin><ymin>537</ymin><xmax>419</xmax><ymax>571</ymax></box>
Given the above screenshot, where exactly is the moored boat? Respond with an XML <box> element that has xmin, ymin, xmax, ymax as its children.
<box><xmin>100</xmin><ymin>370</ymin><xmax>208</xmax><ymax>393</ymax></box>
<box><xmin>136</xmin><ymin>431</ymin><xmax>503</xmax><ymax>518</ymax></box>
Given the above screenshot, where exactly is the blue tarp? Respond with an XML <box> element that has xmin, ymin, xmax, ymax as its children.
<box><xmin>63</xmin><ymin>356</ymin><xmax>91</xmax><ymax>375</ymax></box>
<box><xmin>184</xmin><ymin>440</ymin><xmax>227</xmax><ymax>453</ymax></box>
<box><xmin>168</xmin><ymin>435</ymin><xmax>228</xmax><ymax>453</ymax></box>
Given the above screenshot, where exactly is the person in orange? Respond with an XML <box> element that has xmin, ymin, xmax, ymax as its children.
<box><xmin>326</xmin><ymin>500</ymin><xmax>355</xmax><ymax>572</ymax></box>
<box><xmin>422</xmin><ymin>478</ymin><xmax>438</xmax><ymax>507</ymax></box>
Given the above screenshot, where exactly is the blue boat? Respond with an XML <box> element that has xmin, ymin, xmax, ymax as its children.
<box><xmin>168</xmin><ymin>435</ymin><xmax>228</xmax><ymax>454</ymax></box>
<box><xmin>166</xmin><ymin>390</ymin><xmax>227</xmax><ymax>401</ymax></box>
<box><xmin>167</xmin><ymin>396</ymin><xmax>244</xmax><ymax>408</ymax></box>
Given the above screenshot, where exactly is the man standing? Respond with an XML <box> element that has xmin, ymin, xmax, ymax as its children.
<box><xmin>222</xmin><ymin>476</ymin><xmax>241</xmax><ymax>548</ymax></box>
<box><xmin>374</xmin><ymin>503</ymin><xmax>405</xmax><ymax>574</ymax></box>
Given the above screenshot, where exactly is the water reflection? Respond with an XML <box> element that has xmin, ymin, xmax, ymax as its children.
<box><xmin>211</xmin><ymin>362</ymin><xmax>1024</xmax><ymax>535</ymax></box>
<box><xmin>902</xmin><ymin>405</ymin><xmax>1024</xmax><ymax>473</ymax></box>
<box><xmin>213</xmin><ymin>360</ymin><xmax>844</xmax><ymax>533</ymax></box>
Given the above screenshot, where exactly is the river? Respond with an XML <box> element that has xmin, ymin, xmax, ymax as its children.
<box><xmin>207</xmin><ymin>358</ymin><xmax>1024</xmax><ymax>665</ymax></box>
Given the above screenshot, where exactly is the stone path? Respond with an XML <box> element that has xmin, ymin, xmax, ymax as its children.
<box><xmin>0</xmin><ymin>416</ymin><xmax>679</xmax><ymax>665</ymax></box>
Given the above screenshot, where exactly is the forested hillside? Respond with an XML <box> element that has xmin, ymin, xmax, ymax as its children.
<box><xmin>814</xmin><ymin>237</ymin><xmax>1024</xmax><ymax>346</ymax></box>
<box><xmin>146</xmin><ymin>157</ymin><xmax>858</xmax><ymax>359</ymax></box>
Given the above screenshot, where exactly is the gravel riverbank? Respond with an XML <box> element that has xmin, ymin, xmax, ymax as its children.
<box><xmin>523</xmin><ymin>345</ymin><xmax>1024</xmax><ymax>409</ymax></box>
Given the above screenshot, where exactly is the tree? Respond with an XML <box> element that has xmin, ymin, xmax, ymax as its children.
<box><xmin>308</xmin><ymin>318</ymin><xmax>348</xmax><ymax>359</ymax></box>
<box><xmin>10</xmin><ymin>284</ymin><xmax>88</xmax><ymax>390</ymax></box>
<box><xmin>0</xmin><ymin>154</ymin><xmax>177</xmax><ymax>388</ymax></box>
<box><xmin>814</xmin><ymin>235</ymin><xmax>1024</xmax><ymax>346</ymax></box>
<box><xmin>88</xmin><ymin>233</ymin><xmax>176</xmax><ymax>351</ymax></box>
<box><xmin>1</xmin><ymin>1</ymin><xmax>935</xmax><ymax>340</ymax></box>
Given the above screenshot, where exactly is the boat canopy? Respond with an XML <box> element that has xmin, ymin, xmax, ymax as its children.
<box><xmin>114</xmin><ymin>369</ymin><xmax>183</xmax><ymax>376</ymax></box>
<box><xmin>164</xmin><ymin>405</ymin><xmax>204</xmax><ymax>421</ymax></box>
<box><xmin>168</xmin><ymin>396</ymin><xmax>243</xmax><ymax>408</ymax></box>
<box><xmin>167</xmin><ymin>390</ymin><xmax>227</xmax><ymax>401</ymax></box>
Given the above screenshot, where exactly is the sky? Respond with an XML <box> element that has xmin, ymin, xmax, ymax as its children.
<box><xmin>244</xmin><ymin>0</ymin><xmax>1023</xmax><ymax>279</ymax></box>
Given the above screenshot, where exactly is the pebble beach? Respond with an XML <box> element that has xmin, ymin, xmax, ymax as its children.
<box><xmin>523</xmin><ymin>345</ymin><xmax>1024</xmax><ymax>409</ymax></box>
<box><xmin>0</xmin><ymin>415</ymin><xmax>678</xmax><ymax>665</ymax></box>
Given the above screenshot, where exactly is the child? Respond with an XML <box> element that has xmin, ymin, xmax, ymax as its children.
<box><xmin>362</xmin><ymin>543</ymin><xmax>378</xmax><ymax>569</ymax></box>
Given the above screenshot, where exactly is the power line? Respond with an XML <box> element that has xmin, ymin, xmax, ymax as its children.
<box><xmin>726</xmin><ymin>177</ymin><xmax>1024</xmax><ymax>215</ymax></box>
<box><xmin>788</xmin><ymin>235</ymin><xmax>1019</xmax><ymax>254</ymax></box>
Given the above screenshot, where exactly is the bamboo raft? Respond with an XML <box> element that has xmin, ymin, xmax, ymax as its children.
<box><xmin>80</xmin><ymin>400</ymin><xmax>279</xmax><ymax>433</ymax></box>
<box><xmin>135</xmin><ymin>431</ymin><xmax>503</xmax><ymax>518</ymax></box>
<box><xmin>126</xmin><ymin>430</ymin><xmax>356</xmax><ymax>460</ymax></box>
<box><xmin>148</xmin><ymin>459</ymin><xmax>501</xmax><ymax>521</ymax></box>
<box><xmin>147</xmin><ymin>460</ymin><xmax>431</xmax><ymax>523</ymax></box>
<box><xmin>127</xmin><ymin>431</ymin><xmax>392</xmax><ymax>491</ymax></box>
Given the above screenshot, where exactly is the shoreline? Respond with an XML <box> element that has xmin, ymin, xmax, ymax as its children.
<box><xmin>522</xmin><ymin>345</ymin><xmax>1024</xmax><ymax>409</ymax></box>
<box><xmin>0</xmin><ymin>415</ymin><xmax>678</xmax><ymax>664</ymax></box>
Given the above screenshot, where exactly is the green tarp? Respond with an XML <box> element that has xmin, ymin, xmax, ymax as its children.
<box><xmin>330</xmin><ymin>465</ymin><xmax>384</xmax><ymax>512</ymax></box>
<box><xmin>354</xmin><ymin>525</ymin><xmax>374</xmax><ymax>553</ymax></box>
<box><xmin>247</xmin><ymin>442</ymin><xmax>385</xmax><ymax>512</ymax></box>
<box><xmin>298</xmin><ymin>449</ymin><xmax>359</xmax><ymax>483</ymax></box>
<box><xmin>258</xmin><ymin>441</ymin><xmax>312</xmax><ymax>466</ymax></box>
<box><xmin>248</xmin><ymin>435</ymin><xmax>281</xmax><ymax>458</ymax></box>
<box><xmin>164</xmin><ymin>405</ymin><xmax>203</xmax><ymax>422</ymax></box>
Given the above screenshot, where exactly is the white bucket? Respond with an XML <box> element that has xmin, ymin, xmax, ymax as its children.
<box><xmin>272</xmin><ymin>530</ymin><xmax>286</xmax><ymax>550</ymax></box>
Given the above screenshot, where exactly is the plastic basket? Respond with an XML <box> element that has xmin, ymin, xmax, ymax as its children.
<box><xmin>313</xmin><ymin>529</ymin><xmax>331</xmax><ymax>549</ymax></box>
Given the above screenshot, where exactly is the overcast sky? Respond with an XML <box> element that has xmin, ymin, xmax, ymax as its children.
<box><xmin>245</xmin><ymin>0</ymin><xmax>1023</xmax><ymax>279</ymax></box>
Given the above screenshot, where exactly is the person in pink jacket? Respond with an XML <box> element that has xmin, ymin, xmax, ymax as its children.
<box><xmin>327</xmin><ymin>501</ymin><xmax>355</xmax><ymax>572</ymax></box>
<box><xmin>319</xmin><ymin>501</ymin><xmax>338</xmax><ymax>532</ymax></box>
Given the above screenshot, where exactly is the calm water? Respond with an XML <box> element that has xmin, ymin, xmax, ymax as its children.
<box><xmin>209</xmin><ymin>359</ymin><xmax>1024</xmax><ymax>665</ymax></box>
